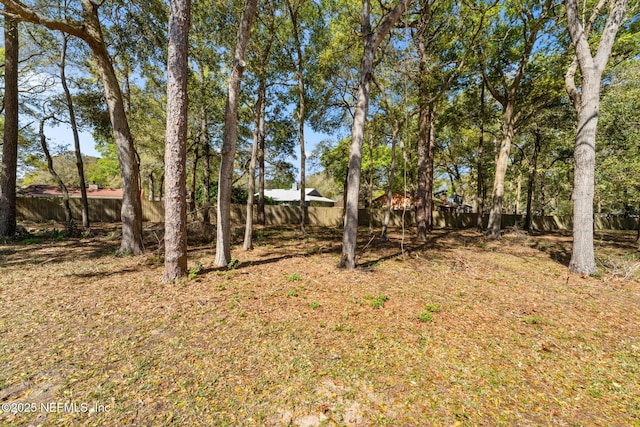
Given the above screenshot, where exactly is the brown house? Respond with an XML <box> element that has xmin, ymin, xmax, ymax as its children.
<box><xmin>373</xmin><ymin>193</ymin><xmax>413</xmax><ymax>210</ymax></box>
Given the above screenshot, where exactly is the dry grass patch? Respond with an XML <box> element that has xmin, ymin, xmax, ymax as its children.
<box><xmin>0</xmin><ymin>224</ymin><xmax>639</xmax><ymax>426</ymax></box>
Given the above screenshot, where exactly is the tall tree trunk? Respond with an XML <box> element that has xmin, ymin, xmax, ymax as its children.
<box><xmin>476</xmin><ymin>82</ymin><xmax>485</xmax><ymax>232</ymax></box>
<box><xmin>340</xmin><ymin>0</ymin><xmax>411</xmax><ymax>268</ymax></box>
<box><xmin>189</xmin><ymin>146</ymin><xmax>199</xmax><ymax>221</ymax></box>
<box><xmin>415</xmin><ymin>67</ymin><xmax>429</xmax><ymax>241</ymax></box>
<box><xmin>564</xmin><ymin>0</ymin><xmax>628</xmax><ymax>274</ymax></box>
<box><xmin>60</xmin><ymin>35</ymin><xmax>90</xmax><ymax>231</ymax></box>
<box><xmin>286</xmin><ymin>0</ymin><xmax>307</xmax><ymax>234</ymax></box>
<box><xmin>159</xmin><ymin>172</ymin><xmax>165</xmax><ymax>200</ymax></box>
<box><xmin>514</xmin><ymin>171</ymin><xmax>522</xmax><ymax>215</ymax></box>
<box><xmin>524</xmin><ymin>130</ymin><xmax>540</xmax><ymax>232</ymax></box>
<box><xmin>425</xmin><ymin>106</ymin><xmax>436</xmax><ymax>232</ymax></box>
<box><xmin>39</xmin><ymin>117</ymin><xmax>74</xmax><ymax>234</ymax></box>
<box><xmin>243</xmin><ymin>78</ymin><xmax>265</xmax><ymax>251</ymax></box>
<box><xmin>368</xmin><ymin>134</ymin><xmax>374</xmax><ymax>233</ymax></box>
<box><xmin>86</xmin><ymin>9</ymin><xmax>144</xmax><ymax>254</ymax></box>
<box><xmin>148</xmin><ymin>171</ymin><xmax>155</xmax><ymax>201</ymax></box>
<box><xmin>0</xmin><ymin>17</ymin><xmax>18</xmax><ymax>238</ymax></box>
<box><xmin>381</xmin><ymin>123</ymin><xmax>399</xmax><ymax>241</ymax></box>
<box><xmin>215</xmin><ymin>0</ymin><xmax>258</xmax><ymax>266</ymax></box>
<box><xmin>485</xmin><ymin>102</ymin><xmax>516</xmax><ymax>238</ymax></box>
<box><xmin>162</xmin><ymin>0</ymin><xmax>191</xmax><ymax>282</ymax></box>
<box><xmin>257</xmin><ymin>127</ymin><xmax>266</xmax><ymax>225</ymax></box>
<box><xmin>540</xmin><ymin>169</ymin><xmax>546</xmax><ymax>216</ymax></box>
<box><xmin>201</xmin><ymin>104</ymin><xmax>211</xmax><ymax>224</ymax></box>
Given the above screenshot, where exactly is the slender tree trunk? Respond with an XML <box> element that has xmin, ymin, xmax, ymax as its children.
<box><xmin>215</xmin><ymin>0</ymin><xmax>257</xmax><ymax>266</ymax></box>
<box><xmin>148</xmin><ymin>172</ymin><xmax>155</xmax><ymax>201</ymax></box>
<box><xmin>425</xmin><ymin>106</ymin><xmax>436</xmax><ymax>232</ymax></box>
<box><xmin>158</xmin><ymin>172</ymin><xmax>164</xmax><ymax>200</ymax></box>
<box><xmin>476</xmin><ymin>83</ymin><xmax>485</xmax><ymax>232</ymax></box>
<box><xmin>0</xmin><ymin>17</ymin><xmax>19</xmax><ymax>237</ymax></box>
<box><xmin>189</xmin><ymin>146</ymin><xmax>199</xmax><ymax>221</ymax></box>
<box><xmin>368</xmin><ymin>134</ymin><xmax>374</xmax><ymax>233</ymax></box>
<box><xmin>162</xmin><ymin>0</ymin><xmax>190</xmax><ymax>282</ymax></box>
<box><xmin>340</xmin><ymin>25</ymin><xmax>374</xmax><ymax>268</ymax></box>
<box><xmin>381</xmin><ymin>124</ymin><xmax>399</xmax><ymax>241</ymax></box>
<box><xmin>243</xmin><ymin>78</ymin><xmax>265</xmax><ymax>251</ymax></box>
<box><xmin>60</xmin><ymin>35</ymin><xmax>89</xmax><ymax>231</ymax></box>
<box><xmin>286</xmin><ymin>0</ymin><xmax>307</xmax><ymax>234</ymax></box>
<box><xmin>39</xmin><ymin>117</ymin><xmax>74</xmax><ymax>233</ymax></box>
<box><xmin>257</xmin><ymin>127</ymin><xmax>266</xmax><ymax>225</ymax></box>
<box><xmin>525</xmin><ymin>131</ymin><xmax>540</xmax><ymax>232</ymax></box>
<box><xmin>86</xmin><ymin>11</ymin><xmax>144</xmax><ymax>254</ymax></box>
<box><xmin>415</xmin><ymin>70</ymin><xmax>429</xmax><ymax>241</ymax></box>
<box><xmin>200</xmin><ymin>102</ymin><xmax>212</xmax><ymax>224</ymax></box>
<box><xmin>341</xmin><ymin>0</ymin><xmax>412</xmax><ymax>268</ymax></box>
<box><xmin>514</xmin><ymin>171</ymin><xmax>522</xmax><ymax>215</ymax></box>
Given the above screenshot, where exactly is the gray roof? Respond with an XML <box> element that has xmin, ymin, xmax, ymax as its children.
<box><xmin>262</xmin><ymin>188</ymin><xmax>335</xmax><ymax>204</ymax></box>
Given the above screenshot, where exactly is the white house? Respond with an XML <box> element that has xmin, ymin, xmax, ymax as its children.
<box><xmin>262</xmin><ymin>185</ymin><xmax>335</xmax><ymax>207</ymax></box>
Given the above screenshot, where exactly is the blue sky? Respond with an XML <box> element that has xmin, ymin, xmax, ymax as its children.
<box><xmin>43</xmin><ymin>121</ymin><xmax>336</xmax><ymax>180</ymax></box>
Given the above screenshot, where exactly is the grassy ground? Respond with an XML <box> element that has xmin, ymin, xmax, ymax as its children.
<box><xmin>0</xmin><ymin>223</ymin><xmax>639</xmax><ymax>426</ymax></box>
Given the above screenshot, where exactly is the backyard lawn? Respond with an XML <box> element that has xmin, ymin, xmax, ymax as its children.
<box><xmin>1</xmin><ymin>223</ymin><xmax>639</xmax><ymax>426</ymax></box>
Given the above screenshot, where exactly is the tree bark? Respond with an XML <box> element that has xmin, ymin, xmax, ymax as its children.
<box><xmin>201</xmin><ymin>103</ymin><xmax>211</xmax><ymax>224</ymax></box>
<box><xmin>340</xmin><ymin>0</ymin><xmax>412</xmax><ymax>268</ymax></box>
<box><xmin>189</xmin><ymin>146</ymin><xmax>199</xmax><ymax>221</ymax></box>
<box><xmin>162</xmin><ymin>0</ymin><xmax>191</xmax><ymax>282</ymax></box>
<box><xmin>0</xmin><ymin>17</ymin><xmax>19</xmax><ymax>238</ymax></box>
<box><xmin>485</xmin><ymin>101</ymin><xmax>517</xmax><ymax>238</ymax></box>
<box><xmin>215</xmin><ymin>0</ymin><xmax>258</xmax><ymax>266</ymax></box>
<box><xmin>524</xmin><ymin>130</ymin><xmax>540</xmax><ymax>232</ymax></box>
<box><xmin>476</xmin><ymin>82</ymin><xmax>485</xmax><ymax>232</ymax></box>
<box><xmin>257</xmin><ymin>125</ymin><xmax>266</xmax><ymax>225</ymax></box>
<box><xmin>286</xmin><ymin>0</ymin><xmax>307</xmax><ymax>234</ymax></box>
<box><xmin>243</xmin><ymin>76</ymin><xmax>265</xmax><ymax>251</ymax></box>
<box><xmin>564</xmin><ymin>0</ymin><xmax>628</xmax><ymax>274</ymax></box>
<box><xmin>148</xmin><ymin>171</ymin><xmax>155</xmax><ymax>201</ymax></box>
<box><xmin>381</xmin><ymin>123</ymin><xmax>400</xmax><ymax>241</ymax></box>
<box><xmin>60</xmin><ymin>35</ymin><xmax>89</xmax><ymax>231</ymax></box>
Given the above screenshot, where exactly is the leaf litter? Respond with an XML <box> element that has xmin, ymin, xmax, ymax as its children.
<box><xmin>0</xmin><ymin>223</ymin><xmax>639</xmax><ymax>426</ymax></box>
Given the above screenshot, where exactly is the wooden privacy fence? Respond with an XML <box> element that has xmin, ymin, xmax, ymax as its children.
<box><xmin>15</xmin><ymin>197</ymin><xmax>640</xmax><ymax>231</ymax></box>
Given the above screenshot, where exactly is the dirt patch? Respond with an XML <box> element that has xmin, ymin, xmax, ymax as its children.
<box><xmin>1</xmin><ymin>225</ymin><xmax>639</xmax><ymax>425</ymax></box>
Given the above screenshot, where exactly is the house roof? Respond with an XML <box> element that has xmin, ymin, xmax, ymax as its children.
<box><xmin>263</xmin><ymin>187</ymin><xmax>335</xmax><ymax>204</ymax></box>
<box><xmin>19</xmin><ymin>184</ymin><xmax>124</xmax><ymax>199</ymax></box>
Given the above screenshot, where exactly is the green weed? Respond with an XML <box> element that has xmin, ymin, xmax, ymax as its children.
<box><xmin>189</xmin><ymin>260</ymin><xmax>203</xmax><ymax>279</ymax></box>
<box><xmin>417</xmin><ymin>312</ymin><xmax>433</xmax><ymax>323</ymax></box>
<box><xmin>368</xmin><ymin>295</ymin><xmax>388</xmax><ymax>309</ymax></box>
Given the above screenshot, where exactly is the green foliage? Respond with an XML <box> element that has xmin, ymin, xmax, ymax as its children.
<box><xmin>522</xmin><ymin>316</ymin><xmax>544</xmax><ymax>325</ymax></box>
<box><xmin>366</xmin><ymin>294</ymin><xmax>388</xmax><ymax>309</ymax></box>
<box><xmin>227</xmin><ymin>258</ymin><xmax>241</xmax><ymax>271</ymax></box>
<box><xmin>287</xmin><ymin>273</ymin><xmax>301</xmax><ymax>282</ymax></box>
<box><xmin>418</xmin><ymin>304</ymin><xmax>441</xmax><ymax>322</ymax></box>
<box><xmin>189</xmin><ymin>260</ymin><xmax>203</xmax><ymax>280</ymax></box>
<box><xmin>417</xmin><ymin>311</ymin><xmax>433</xmax><ymax>323</ymax></box>
<box><xmin>309</xmin><ymin>301</ymin><xmax>320</xmax><ymax>309</ymax></box>
<box><xmin>424</xmin><ymin>304</ymin><xmax>440</xmax><ymax>313</ymax></box>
